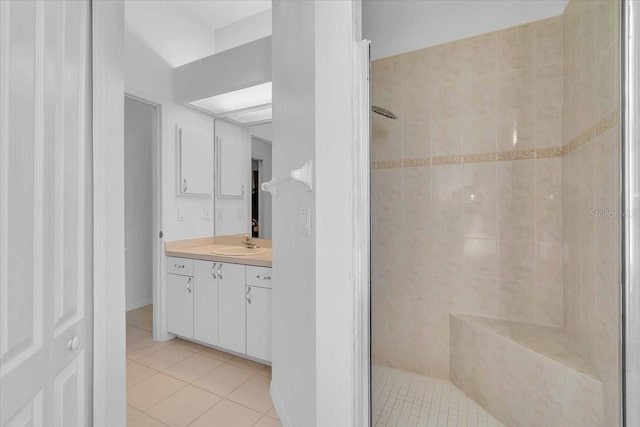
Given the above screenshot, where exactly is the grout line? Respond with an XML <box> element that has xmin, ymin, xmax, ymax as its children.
<box><xmin>372</xmin><ymin>109</ymin><xmax>618</xmax><ymax>170</ymax></box>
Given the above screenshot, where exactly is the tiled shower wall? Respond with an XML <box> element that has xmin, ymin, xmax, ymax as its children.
<box><xmin>371</xmin><ymin>16</ymin><xmax>565</xmax><ymax>378</ymax></box>
<box><xmin>562</xmin><ymin>0</ymin><xmax>620</xmax><ymax>424</ymax></box>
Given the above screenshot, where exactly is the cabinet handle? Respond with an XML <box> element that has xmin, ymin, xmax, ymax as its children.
<box><xmin>183</xmin><ymin>178</ymin><xmax>188</xmax><ymax>192</ymax></box>
<box><xmin>256</xmin><ymin>275</ymin><xmax>271</xmax><ymax>280</ymax></box>
<box><xmin>217</xmin><ymin>263</ymin><xmax>222</xmax><ymax>279</ymax></box>
<box><xmin>211</xmin><ymin>262</ymin><xmax>217</xmax><ymax>278</ymax></box>
<box><xmin>67</xmin><ymin>336</ymin><xmax>80</xmax><ymax>351</ymax></box>
<box><xmin>241</xmin><ymin>184</ymin><xmax>245</xmax><ymax>196</ymax></box>
<box><xmin>174</xmin><ymin>264</ymin><xmax>185</xmax><ymax>269</ymax></box>
<box><xmin>246</xmin><ymin>286</ymin><xmax>252</xmax><ymax>304</ymax></box>
<box><xmin>186</xmin><ymin>277</ymin><xmax>192</xmax><ymax>293</ymax></box>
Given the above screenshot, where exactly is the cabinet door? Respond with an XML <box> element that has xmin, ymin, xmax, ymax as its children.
<box><xmin>179</xmin><ymin>125</ymin><xmax>213</xmax><ymax>196</ymax></box>
<box><xmin>167</xmin><ymin>273</ymin><xmax>194</xmax><ymax>338</ymax></box>
<box><xmin>218</xmin><ymin>263</ymin><xmax>247</xmax><ymax>353</ymax></box>
<box><xmin>216</xmin><ymin>120</ymin><xmax>248</xmax><ymax>198</ymax></box>
<box><xmin>246</xmin><ymin>286</ymin><xmax>272</xmax><ymax>361</ymax></box>
<box><xmin>193</xmin><ymin>260</ymin><xmax>218</xmax><ymax>346</ymax></box>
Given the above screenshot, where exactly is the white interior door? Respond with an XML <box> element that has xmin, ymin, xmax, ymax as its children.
<box><xmin>0</xmin><ymin>1</ymin><xmax>93</xmax><ymax>425</ymax></box>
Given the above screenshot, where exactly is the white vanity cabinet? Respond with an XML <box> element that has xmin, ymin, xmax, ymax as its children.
<box><xmin>167</xmin><ymin>257</ymin><xmax>194</xmax><ymax>339</ymax></box>
<box><xmin>193</xmin><ymin>260</ymin><xmax>219</xmax><ymax>346</ymax></box>
<box><xmin>246</xmin><ymin>266</ymin><xmax>272</xmax><ymax>361</ymax></box>
<box><xmin>218</xmin><ymin>262</ymin><xmax>247</xmax><ymax>354</ymax></box>
<box><xmin>166</xmin><ymin>256</ymin><xmax>272</xmax><ymax>363</ymax></box>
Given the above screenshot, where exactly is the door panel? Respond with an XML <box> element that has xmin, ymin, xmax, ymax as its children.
<box><xmin>0</xmin><ymin>1</ymin><xmax>92</xmax><ymax>425</ymax></box>
<box><xmin>194</xmin><ymin>260</ymin><xmax>218</xmax><ymax>346</ymax></box>
<box><xmin>218</xmin><ymin>263</ymin><xmax>246</xmax><ymax>353</ymax></box>
<box><xmin>5</xmin><ymin>391</ymin><xmax>42</xmax><ymax>427</ymax></box>
<box><xmin>53</xmin><ymin>352</ymin><xmax>85</xmax><ymax>426</ymax></box>
<box><xmin>167</xmin><ymin>274</ymin><xmax>194</xmax><ymax>339</ymax></box>
<box><xmin>246</xmin><ymin>286</ymin><xmax>272</xmax><ymax>361</ymax></box>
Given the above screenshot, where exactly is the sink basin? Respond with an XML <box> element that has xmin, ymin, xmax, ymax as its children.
<box><xmin>210</xmin><ymin>246</ymin><xmax>269</xmax><ymax>257</ymax></box>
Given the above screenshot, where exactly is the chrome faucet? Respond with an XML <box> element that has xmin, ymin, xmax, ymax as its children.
<box><xmin>242</xmin><ymin>234</ymin><xmax>258</xmax><ymax>249</ymax></box>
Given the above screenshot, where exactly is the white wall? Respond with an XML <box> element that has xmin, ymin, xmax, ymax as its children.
<box><xmin>125</xmin><ymin>0</ymin><xmax>217</xmax><ymax>67</ymax></box>
<box><xmin>124</xmin><ymin>98</ymin><xmax>154</xmax><ymax>311</ymax></box>
<box><xmin>125</xmin><ymin>26</ymin><xmax>215</xmax><ymax>244</ymax></box>
<box><xmin>249</xmin><ymin>122</ymin><xmax>273</xmax><ymax>141</ymax></box>
<box><xmin>125</xmin><ymin>25</ymin><xmax>215</xmax><ymax>339</ymax></box>
<box><xmin>363</xmin><ymin>0</ymin><xmax>569</xmax><ymax>59</ymax></box>
<box><xmin>271</xmin><ymin>1</ymin><xmax>317</xmax><ymax>425</ymax></box>
<box><xmin>314</xmin><ymin>1</ymin><xmax>361</xmax><ymax>424</ymax></box>
<box><xmin>271</xmin><ymin>0</ymin><xmax>362</xmax><ymax>425</ymax></box>
<box><xmin>215</xmin><ymin>9</ymin><xmax>272</xmax><ymax>53</ymax></box>
<box><xmin>93</xmin><ymin>1</ymin><xmax>127</xmax><ymax>425</ymax></box>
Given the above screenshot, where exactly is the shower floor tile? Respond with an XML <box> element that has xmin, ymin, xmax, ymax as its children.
<box><xmin>372</xmin><ymin>365</ymin><xmax>505</xmax><ymax>427</ymax></box>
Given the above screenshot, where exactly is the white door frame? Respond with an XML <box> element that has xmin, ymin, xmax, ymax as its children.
<box><xmin>353</xmin><ymin>39</ymin><xmax>371</xmax><ymax>427</ymax></box>
<box><xmin>623</xmin><ymin>0</ymin><xmax>640</xmax><ymax>424</ymax></box>
<box><xmin>124</xmin><ymin>93</ymin><xmax>163</xmax><ymax>339</ymax></box>
<box><xmin>92</xmin><ymin>1</ymin><xmax>126</xmax><ymax>426</ymax></box>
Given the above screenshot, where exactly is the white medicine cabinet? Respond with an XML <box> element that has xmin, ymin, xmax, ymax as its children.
<box><xmin>215</xmin><ymin>119</ymin><xmax>249</xmax><ymax>199</ymax></box>
<box><xmin>177</xmin><ymin>125</ymin><xmax>213</xmax><ymax>196</ymax></box>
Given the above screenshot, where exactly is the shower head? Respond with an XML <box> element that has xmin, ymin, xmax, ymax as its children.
<box><xmin>372</xmin><ymin>105</ymin><xmax>398</xmax><ymax>120</ymax></box>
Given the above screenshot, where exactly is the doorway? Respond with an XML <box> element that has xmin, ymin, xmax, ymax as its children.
<box><xmin>250</xmin><ymin>137</ymin><xmax>272</xmax><ymax>239</ymax></box>
<box><xmin>124</xmin><ymin>95</ymin><xmax>161</xmax><ymax>339</ymax></box>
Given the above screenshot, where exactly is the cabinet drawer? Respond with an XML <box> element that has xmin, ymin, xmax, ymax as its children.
<box><xmin>246</xmin><ymin>266</ymin><xmax>272</xmax><ymax>288</ymax></box>
<box><xmin>167</xmin><ymin>256</ymin><xmax>193</xmax><ymax>276</ymax></box>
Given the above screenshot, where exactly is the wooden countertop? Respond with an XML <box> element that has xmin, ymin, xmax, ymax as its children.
<box><xmin>165</xmin><ymin>235</ymin><xmax>272</xmax><ymax>268</ymax></box>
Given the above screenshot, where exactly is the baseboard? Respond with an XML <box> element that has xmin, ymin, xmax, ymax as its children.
<box><xmin>270</xmin><ymin>380</ymin><xmax>292</xmax><ymax>427</ymax></box>
<box><xmin>126</xmin><ymin>298</ymin><xmax>152</xmax><ymax>312</ymax></box>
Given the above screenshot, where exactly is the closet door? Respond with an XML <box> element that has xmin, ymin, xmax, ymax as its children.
<box><xmin>0</xmin><ymin>1</ymin><xmax>93</xmax><ymax>425</ymax></box>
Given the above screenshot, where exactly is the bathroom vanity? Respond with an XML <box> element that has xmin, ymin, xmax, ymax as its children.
<box><xmin>165</xmin><ymin>235</ymin><xmax>272</xmax><ymax>363</ymax></box>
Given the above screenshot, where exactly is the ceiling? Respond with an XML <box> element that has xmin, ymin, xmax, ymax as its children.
<box><xmin>175</xmin><ymin>1</ymin><xmax>271</xmax><ymax>30</ymax></box>
<box><xmin>125</xmin><ymin>0</ymin><xmax>271</xmax><ymax>67</ymax></box>
<box><xmin>363</xmin><ymin>0</ymin><xmax>569</xmax><ymax>59</ymax></box>
<box><xmin>125</xmin><ymin>0</ymin><xmax>273</xmax><ymax>125</ymax></box>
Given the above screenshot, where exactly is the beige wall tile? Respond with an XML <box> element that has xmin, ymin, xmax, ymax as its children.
<box><xmin>497</xmin><ymin>106</ymin><xmax>536</xmax><ymax>151</ymax></box>
<box><xmin>371</xmin><ymin>9</ymin><xmax>620</xmax><ymax>424</ymax></box>
<box><xmin>497</xmin><ymin>24</ymin><xmax>535</xmax><ymax>72</ymax></box>
<box><xmin>564</xmin><ymin>371</ymin><xmax>604</xmax><ymax>427</ymax></box>
<box><xmin>535</xmin><ymin>17</ymin><xmax>563</xmax><ymax>67</ymax></box>
<box><xmin>430</xmin><ymin>41</ymin><xmax>462</xmax><ymax>83</ymax></box>
<box><xmin>461</xmin><ymin>33</ymin><xmax>496</xmax><ymax>79</ymax></box>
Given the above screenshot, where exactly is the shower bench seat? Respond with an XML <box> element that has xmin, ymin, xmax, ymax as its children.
<box><xmin>449</xmin><ymin>314</ymin><xmax>603</xmax><ymax>427</ymax></box>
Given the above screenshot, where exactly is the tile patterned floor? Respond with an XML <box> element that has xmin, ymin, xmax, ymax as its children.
<box><xmin>126</xmin><ymin>306</ymin><xmax>280</xmax><ymax>427</ymax></box>
<box><xmin>372</xmin><ymin>365</ymin><xmax>505</xmax><ymax>427</ymax></box>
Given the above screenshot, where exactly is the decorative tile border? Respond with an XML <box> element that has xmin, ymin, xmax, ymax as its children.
<box><xmin>372</xmin><ymin>110</ymin><xmax>619</xmax><ymax>169</ymax></box>
<box><xmin>564</xmin><ymin>110</ymin><xmax>619</xmax><ymax>156</ymax></box>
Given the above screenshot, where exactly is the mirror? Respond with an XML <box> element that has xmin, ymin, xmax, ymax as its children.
<box><xmin>177</xmin><ymin>125</ymin><xmax>213</xmax><ymax>196</ymax></box>
<box><xmin>251</xmin><ymin>137</ymin><xmax>272</xmax><ymax>238</ymax></box>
